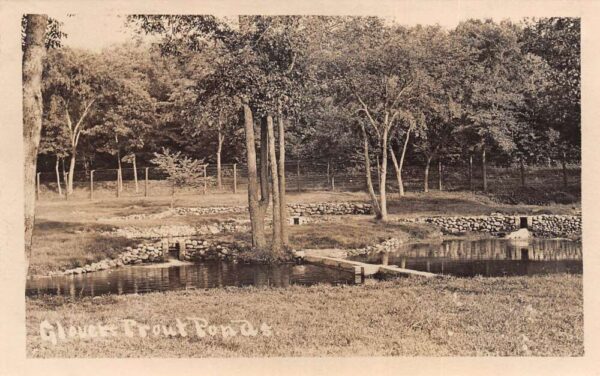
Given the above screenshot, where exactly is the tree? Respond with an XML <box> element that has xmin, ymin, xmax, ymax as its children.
<box><xmin>522</xmin><ymin>18</ymin><xmax>580</xmax><ymax>187</ymax></box>
<box><xmin>130</xmin><ymin>16</ymin><xmax>301</xmax><ymax>254</ymax></box>
<box><xmin>151</xmin><ymin>148</ymin><xmax>204</xmax><ymax>207</ymax></box>
<box><xmin>315</xmin><ymin>18</ymin><xmax>428</xmax><ymax>220</ymax></box>
<box><xmin>39</xmin><ymin>96</ymin><xmax>70</xmax><ymax>196</ymax></box>
<box><xmin>89</xmin><ymin>46</ymin><xmax>156</xmax><ymax>193</ymax></box>
<box><xmin>43</xmin><ymin>48</ymin><xmax>106</xmax><ymax>194</ymax></box>
<box><xmin>453</xmin><ymin>20</ymin><xmax>528</xmax><ymax>191</ymax></box>
<box><xmin>23</xmin><ymin>14</ymin><xmax>49</xmax><ymax>264</ymax></box>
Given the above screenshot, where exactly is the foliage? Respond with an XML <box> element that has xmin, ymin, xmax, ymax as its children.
<box><xmin>150</xmin><ymin>148</ymin><xmax>204</xmax><ymax>188</ymax></box>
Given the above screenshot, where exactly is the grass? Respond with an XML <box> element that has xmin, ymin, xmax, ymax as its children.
<box><xmin>286</xmin><ymin>220</ymin><xmax>441</xmax><ymax>249</ymax></box>
<box><xmin>26</xmin><ymin>273</ymin><xmax>583</xmax><ymax>357</ymax></box>
<box><xmin>29</xmin><ymin>220</ymin><xmax>138</xmax><ymax>275</ymax></box>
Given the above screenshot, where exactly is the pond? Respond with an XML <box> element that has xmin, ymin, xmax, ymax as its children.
<box><xmin>351</xmin><ymin>238</ymin><xmax>582</xmax><ymax>278</ymax></box>
<box><xmin>26</xmin><ymin>261</ymin><xmax>359</xmax><ymax>298</ymax></box>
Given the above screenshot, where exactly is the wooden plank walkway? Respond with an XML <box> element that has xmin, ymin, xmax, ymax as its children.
<box><xmin>303</xmin><ymin>253</ymin><xmax>440</xmax><ymax>279</ymax></box>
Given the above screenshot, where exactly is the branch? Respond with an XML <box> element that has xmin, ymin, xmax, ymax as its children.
<box><xmin>354</xmin><ymin>91</ymin><xmax>380</xmax><ymax>138</ymax></box>
<box><xmin>390</xmin><ymin>80</ymin><xmax>413</xmax><ymax>110</ymax></box>
<box><xmin>72</xmin><ymin>98</ymin><xmax>97</xmax><ymax>146</ymax></box>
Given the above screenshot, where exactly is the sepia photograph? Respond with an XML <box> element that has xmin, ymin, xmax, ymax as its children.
<box><xmin>7</xmin><ymin>0</ymin><xmax>592</xmax><ymax>370</ymax></box>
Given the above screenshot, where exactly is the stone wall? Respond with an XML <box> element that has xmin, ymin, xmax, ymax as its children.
<box><xmin>102</xmin><ymin>202</ymin><xmax>374</xmax><ymax>222</ymax></box>
<box><xmin>288</xmin><ymin>202</ymin><xmax>372</xmax><ymax>216</ymax></box>
<box><xmin>403</xmin><ymin>214</ymin><xmax>581</xmax><ymax>238</ymax></box>
<box><xmin>178</xmin><ymin>239</ymin><xmax>243</xmax><ymax>261</ymax></box>
<box><xmin>61</xmin><ymin>242</ymin><xmax>168</xmax><ymax>275</ymax></box>
<box><xmin>107</xmin><ymin>221</ymin><xmax>250</xmax><ymax>239</ymax></box>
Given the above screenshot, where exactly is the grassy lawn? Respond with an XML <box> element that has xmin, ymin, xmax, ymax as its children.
<box><xmin>26</xmin><ymin>274</ymin><xmax>583</xmax><ymax>357</ymax></box>
<box><xmin>29</xmin><ymin>190</ymin><xmax>580</xmax><ymax>275</ymax></box>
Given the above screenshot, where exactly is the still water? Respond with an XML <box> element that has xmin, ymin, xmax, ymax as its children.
<box><xmin>351</xmin><ymin>238</ymin><xmax>582</xmax><ymax>278</ymax></box>
<box><xmin>26</xmin><ymin>238</ymin><xmax>582</xmax><ymax>297</ymax></box>
<box><xmin>26</xmin><ymin>262</ymin><xmax>358</xmax><ymax>298</ymax></box>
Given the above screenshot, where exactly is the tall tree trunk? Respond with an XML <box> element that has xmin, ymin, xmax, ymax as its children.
<box><xmin>23</xmin><ymin>14</ymin><xmax>48</xmax><ymax>266</ymax></box>
<box><xmin>424</xmin><ymin>156</ymin><xmax>432</xmax><ymax>193</ymax></box>
<box><xmin>390</xmin><ymin>148</ymin><xmax>402</xmax><ymax>198</ymax></box>
<box><xmin>67</xmin><ymin>150</ymin><xmax>76</xmax><ymax>194</ymax></box>
<box><xmin>469</xmin><ymin>154</ymin><xmax>473</xmax><ymax>191</ymax></box>
<box><xmin>216</xmin><ymin>129</ymin><xmax>223</xmax><ymax>190</ymax></box>
<box><xmin>378</xmin><ymin>128</ymin><xmax>389</xmax><ymax>221</ymax></box>
<box><xmin>520</xmin><ymin>157</ymin><xmax>526</xmax><ymax>188</ymax></box>
<box><xmin>243</xmin><ymin>103</ymin><xmax>267</xmax><ymax>249</ymax></box>
<box><xmin>267</xmin><ymin>115</ymin><xmax>282</xmax><ymax>253</ymax></box>
<box><xmin>277</xmin><ymin>116</ymin><xmax>288</xmax><ymax>246</ymax></box>
<box><xmin>398</xmin><ymin>128</ymin><xmax>411</xmax><ymax>196</ymax></box>
<box><xmin>55</xmin><ymin>156</ymin><xmax>63</xmax><ymax>196</ymax></box>
<box><xmin>482</xmin><ymin>146</ymin><xmax>487</xmax><ymax>192</ymax></box>
<box><xmin>259</xmin><ymin>118</ymin><xmax>270</xmax><ymax>204</ymax></box>
<box><xmin>359</xmin><ymin>124</ymin><xmax>382</xmax><ymax>218</ymax></box>
<box><xmin>62</xmin><ymin>158</ymin><xmax>68</xmax><ymax>192</ymax></box>
<box><xmin>376</xmin><ymin>155</ymin><xmax>381</xmax><ymax>190</ymax></box>
<box><xmin>133</xmin><ymin>154</ymin><xmax>139</xmax><ymax>193</ymax></box>
<box><xmin>438</xmin><ymin>160</ymin><xmax>443</xmax><ymax>191</ymax></box>
<box><xmin>562</xmin><ymin>150</ymin><xmax>568</xmax><ymax>189</ymax></box>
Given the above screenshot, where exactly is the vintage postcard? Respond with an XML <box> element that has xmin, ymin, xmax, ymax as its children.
<box><xmin>2</xmin><ymin>0</ymin><xmax>599</xmax><ymax>375</ymax></box>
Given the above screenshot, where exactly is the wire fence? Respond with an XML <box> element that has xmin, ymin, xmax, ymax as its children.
<box><xmin>35</xmin><ymin>160</ymin><xmax>581</xmax><ymax>201</ymax></box>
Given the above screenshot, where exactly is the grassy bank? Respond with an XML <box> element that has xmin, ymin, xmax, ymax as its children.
<box><xmin>26</xmin><ymin>274</ymin><xmax>583</xmax><ymax>357</ymax></box>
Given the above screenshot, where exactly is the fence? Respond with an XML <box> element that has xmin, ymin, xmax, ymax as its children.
<box><xmin>35</xmin><ymin>160</ymin><xmax>581</xmax><ymax>201</ymax></box>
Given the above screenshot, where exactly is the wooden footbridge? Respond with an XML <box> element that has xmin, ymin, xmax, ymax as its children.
<box><xmin>302</xmin><ymin>249</ymin><xmax>440</xmax><ymax>279</ymax></box>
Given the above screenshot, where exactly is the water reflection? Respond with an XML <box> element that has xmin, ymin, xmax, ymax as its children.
<box><xmin>26</xmin><ymin>262</ymin><xmax>356</xmax><ymax>298</ymax></box>
<box><xmin>352</xmin><ymin>238</ymin><xmax>582</xmax><ymax>278</ymax></box>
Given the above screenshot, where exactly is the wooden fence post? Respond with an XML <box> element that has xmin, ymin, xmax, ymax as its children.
<box><xmin>438</xmin><ymin>160</ymin><xmax>443</xmax><ymax>191</ymax></box>
<box><xmin>297</xmin><ymin>161</ymin><xmax>301</xmax><ymax>192</ymax></box>
<box><xmin>36</xmin><ymin>172</ymin><xmax>40</xmax><ymax>200</ymax></box>
<box><xmin>203</xmin><ymin>164</ymin><xmax>208</xmax><ymax>195</ymax></box>
<box><xmin>116</xmin><ymin>170</ymin><xmax>121</xmax><ymax>198</ymax></box>
<box><xmin>233</xmin><ymin>163</ymin><xmax>237</xmax><ymax>194</ymax></box>
<box><xmin>144</xmin><ymin>167</ymin><xmax>149</xmax><ymax>197</ymax></box>
<box><xmin>469</xmin><ymin>155</ymin><xmax>473</xmax><ymax>191</ymax></box>
<box><xmin>90</xmin><ymin>170</ymin><xmax>94</xmax><ymax>200</ymax></box>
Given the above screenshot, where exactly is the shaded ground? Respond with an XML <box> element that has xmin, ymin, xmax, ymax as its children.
<box><xmin>26</xmin><ymin>274</ymin><xmax>583</xmax><ymax>357</ymax></box>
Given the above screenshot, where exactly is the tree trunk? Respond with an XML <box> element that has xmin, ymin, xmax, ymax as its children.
<box><xmin>482</xmin><ymin>146</ymin><xmax>487</xmax><ymax>192</ymax></box>
<box><xmin>376</xmin><ymin>155</ymin><xmax>381</xmax><ymax>189</ymax></box>
<box><xmin>438</xmin><ymin>160</ymin><xmax>443</xmax><ymax>191</ymax></box>
<box><xmin>133</xmin><ymin>154</ymin><xmax>139</xmax><ymax>193</ymax></box>
<box><xmin>378</xmin><ymin>128</ymin><xmax>389</xmax><ymax>221</ymax></box>
<box><xmin>67</xmin><ymin>151</ymin><xmax>76</xmax><ymax>194</ymax></box>
<box><xmin>23</xmin><ymin>14</ymin><xmax>48</xmax><ymax>266</ymax></box>
<box><xmin>277</xmin><ymin>116</ymin><xmax>288</xmax><ymax>246</ymax></box>
<box><xmin>398</xmin><ymin>128</ymin><xmax>411</xmax><ymax>196</ymax></box>
<box><xmin>469</xmin><ymin>154</ymin><xmax>473</xmax><ymax>191</ymax></box>
<box><xmin>55</xmin><ymin>156</ymin><xmax>63</xmax><ymax>197</ymax></box>
<box><xmin>259</xmin><ymin>118</ymin><xmax>270</xmax><ymax>204</ymax></box>
<box><xmin>216</xmin><ymin>129</ymin><xmax>223</xmax><ymax>190</ymax></box>
<box><xmin>424</xmin><ymin>156</ymin><xmax>431</xmax><ymax>193</ymax></box>
<box><xmin>359</xmin><ymin>124</ymin><xmax>382</xmax><ymax>218</ymax></box>
<box><xmin>62</xmin><ymin>158</ymin><xmax>68</xmax><ymax>192</ymax></box>
<box><xmin>243</xmin><ymin>103</ymin><xmax>267</xmax><ymax>249</ymax></box>
<box><xmin>267</xmin><ymin>115</ymin><xmax>282</xmax><ymax>253</ymax></box>
<box><xmin>520</xmin><ymin>157</ymin><xmax>526</xmax><ymax>188</ymax></box>
<box><xmin>389</xmin><ymin>148</ymin><xmax>402</xmax><ymax>198</ymax></box>
<box><xmin>562</xmin><ymin>151</ymin><xmax>568</xmax><ymax>189</ymax></box>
